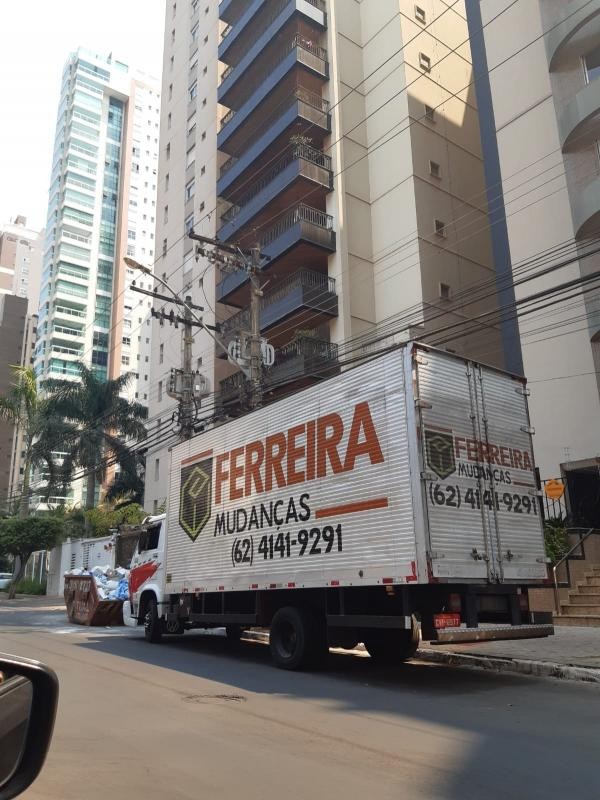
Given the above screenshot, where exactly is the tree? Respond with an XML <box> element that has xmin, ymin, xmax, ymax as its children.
<box><xmin>85</xmin><ymin>501</ymin><xmax>146</xmax><ymax>539</ymax></box>
<box><xmin>104</xmin><ymin>448</ymin><xmax>146</xmax><ymax>507</ymax></box>
<box><xmin>0</xmin><ymin>365</ymin><xmax>74</xmax><ymax>518</ymax></box>
<box><xmin>43</xmin><ymin>363</ymin><xmax>148</xmax><ymax>510</ymax></box>
<box><xmin>0</xmin><ymin>516</ymin><xmax>63</xmax><ymax>599</ymax></box>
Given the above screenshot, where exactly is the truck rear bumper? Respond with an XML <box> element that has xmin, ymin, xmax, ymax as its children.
<box><xmin>428</xmin><ymin>623</ymin><xmax>554</xmax><ymax>644</ymax></box>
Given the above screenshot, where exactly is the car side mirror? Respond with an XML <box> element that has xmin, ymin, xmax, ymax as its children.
<box><xmin>0</xmin><ymin>654</ymin><xmax>58</xmax><ymax>800</ymax></box>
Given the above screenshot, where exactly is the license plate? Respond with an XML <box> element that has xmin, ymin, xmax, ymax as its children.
<box><xmin>434</xmin><ymin>613</ymin><xmax>461</xmax><ymax>629</ymax></box>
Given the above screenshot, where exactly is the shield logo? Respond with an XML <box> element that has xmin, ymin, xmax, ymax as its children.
<box><xmin>179</xmin><ymin>458</ymin><xmax>212</xmax><ymax>541</ymax></box>
<box><xmin>425</xmin><ymin>431</ymin><xmax>456</xmax><ymax>480</ymax></box>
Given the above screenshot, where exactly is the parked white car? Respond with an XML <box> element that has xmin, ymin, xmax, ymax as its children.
<box><xmin>0</xmin><ymin>573</ymin><xmax>13</xmax><ymax>590</ymax></box>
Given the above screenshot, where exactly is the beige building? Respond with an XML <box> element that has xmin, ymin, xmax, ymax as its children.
<box><xmin>0</xmin><ymin>215</ymin><xmax>43</xmax><ymax>315</ymax></box>
<box><xmin>146</xmin><ymin>0</ymin><xmax>504</xmax><ymax>512</ymax></box>
<box><xmin>0</xmin><ymin>295</ymin><xmax>31</xmax><ymax>512</ymax></box>
<box><xmin>470</xmin><ymin>0</ymin><xmax>600</xmax><ymax>505</ymax></box>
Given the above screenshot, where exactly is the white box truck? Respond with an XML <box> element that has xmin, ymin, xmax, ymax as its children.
<box><xmin>124</xmin><ymin>343</ymin><xmax>553</xmax><ymax>669</ymax></box>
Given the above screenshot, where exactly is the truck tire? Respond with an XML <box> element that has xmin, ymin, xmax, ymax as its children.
<box><xmin>269</xmin><ymin>606</ymin><xmax>327</xmax><ymax>670</ymax></box>
<box><xmin>143</xmin><ymin>596</ymin><xmax>163</xmax><ymax>643</ymax></box>
<box><xmin>363</xmin><ymin>622</ymin><xmax>419</xmax><ymax>665</ymax></box>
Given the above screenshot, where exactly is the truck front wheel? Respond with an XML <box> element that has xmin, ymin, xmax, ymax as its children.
<box><xmin>269</xmin><ymin>606</ymin><xmax>327</xmax><ymax>670</ymax></box>
<box><xmin>363</xmin><ymin>623</ymin><xmax>419</xmax><ymax>665</ymax></box>
<box><xmin>143</xmin><ymin>596</ymin><xmax>163</xmax><ymax>643</ymax></box>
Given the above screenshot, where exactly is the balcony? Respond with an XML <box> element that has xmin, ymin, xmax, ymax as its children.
<box><xmin>218</xmin><ymin>32</ymin><xmax>328</xmax><ymax>110</ymax></box>
<box><xmin>51</xmin><ymin>343</ymin><xmax>83</xmax><ymax>360</ymax></box>
<box><xmin>219</xmin><ymin>0</ymin><xmax>326</xmax><ymax>66</ymax></box>
<box><xmin>265</xmin><ymin>334</ymin><xmax>338</xmax><ymax>393</ymax></box>
<box><xmin>219</xmin><ymin>269</ymin><xmax>337</xmax><ymax>354</ymax></box>
<box><xmin>219</xmin><ymin>333</ymin><xmax>338</xmax><ymax>406</ymax></box>
<box><xmin>557</xmin><ymin>78</ymin><xmax>600</xmax><ymax>149</ymax></box>
<box><xmin>217</xmin><ymin>204</ymin><xmax>336</xmax><ymax>305</ymax></box>
<box><xmin>52</xmin><ymin>324</ymin><xmax>85</xmax><ymax>343</ymax></box>
<box><xmin>219</xmin><ymin>0</ymin><xmax>250</xmax><ymax>26</ymax></box>
<box><xmin>571</xmin><ymin>175</ymin><xmax>600</xmax><ymax>237</ymax></box>
<box><xmin>218</xmin><ymin>145</ymin><xmax>332</xmax><ymax>240</ymax></box>
<box><xmin>218</xmin><ymin>88</ymin><xmax>331</xmax><ymax>196</ymax></box>
<box><xmin>546</xmin><ymin>1</ymin><xmax>600</xmax><ymax>69</ymax></box>
<box><xmin>53</xmin><ymin>304</ymin><xmax>87</xmax><ymax>322</ymax></box>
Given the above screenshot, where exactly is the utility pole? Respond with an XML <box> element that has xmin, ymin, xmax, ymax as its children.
<box><xmin>249</xmin><ymin>245</ymin><xmax>263</xmax><ymax>410</ymax></box>
<box><xmin>181</xmin><ymin>296</ymin><xmax>194</xmax><ymax>437</ymax></box>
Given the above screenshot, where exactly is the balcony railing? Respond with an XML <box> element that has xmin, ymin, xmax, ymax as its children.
<box><xmin>53</xmin><ymin>325</ymin><xmax>84</xmax><ymax>338</ymax></box>
<box><xmin>261</xmin><ymin>203</ymin><xmax>333</xmax><ymax>248</ymax></box>
<box><xmin>220</xmin><ymin>32</ymin><xmax>328</xmax><ymax>90</ymax></box>
<box><xmin>221</xmin><ymin>145</ymin><xmax>331</xmax><ymax>224</ymax></box>
<box><xmin>54</xmin><ymin>305</ymin><xmax>87</xmax><ymax>319</ymax></box>
<box><xmin>52</xmin><ymin>344</ymin><xmax>83</xmax><ymax>356</ymax></box>
<box><xmin>219</xmin><ymin>86</ymin><xmax>329</xmax><ymax>172</ymax></box>
<box><xmin>219</xmin><ymin>269</ymin><xmax>336</xmax><ymax>337</ymax></box>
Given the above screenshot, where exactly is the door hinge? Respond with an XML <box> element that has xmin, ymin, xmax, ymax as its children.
<box><xmin>520</xmin><ymin>425</ymin><xmax>535</xmax><ymax>434</ymax></box>
<box><xmin>515</xmin><ymin>386</ymin><xmax>530</xmax><ymax>396</ymax></box>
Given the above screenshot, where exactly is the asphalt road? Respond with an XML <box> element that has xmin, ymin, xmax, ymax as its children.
<box><xmin>2</xmin><ymin>599</ymin><xmax>599</xmax><ymax>800</ymax></box>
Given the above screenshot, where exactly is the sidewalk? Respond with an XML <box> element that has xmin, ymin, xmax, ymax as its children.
<box><xmin>0</xmin><ymin>592</ymin><xmax>64</xmax><ymax>611</ymax></box>
<box><xmin>419</xmin><ymin>626</ymin><xmax>600</xmax><ymax>683</ymax></box>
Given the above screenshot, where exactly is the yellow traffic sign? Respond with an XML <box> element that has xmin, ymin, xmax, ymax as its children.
<box><xmin>544</xmin><ymin>479</ymin><xmax>565</xmax><ymax>501</ymax></box>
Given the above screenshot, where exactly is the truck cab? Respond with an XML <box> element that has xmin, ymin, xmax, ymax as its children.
<box><xmin>123</xmin><ymin>514</ymin><xmax>166</xmax><ymax>634</ymax></box>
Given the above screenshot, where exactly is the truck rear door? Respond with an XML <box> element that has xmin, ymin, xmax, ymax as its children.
<box><xmin>414</xmin><ymin>346</ymin><xmax>494</xmax><ymax>581</ymax></box>
<box><xmin>414</xmin><ymin>346</ymin><xmax>546</xmax><ymax>583</ymax></box>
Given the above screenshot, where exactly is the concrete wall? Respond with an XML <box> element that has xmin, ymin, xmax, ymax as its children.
<box><xmin>476</xmin><ymin>0</ymin><xmax>600</xmax><ymax>479</ymax></box>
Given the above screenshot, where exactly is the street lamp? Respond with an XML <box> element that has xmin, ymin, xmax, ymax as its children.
<box><xmin>124</xmin><ymin>256</ymin><xmax>251</xmax><ymax>377</ymax></box>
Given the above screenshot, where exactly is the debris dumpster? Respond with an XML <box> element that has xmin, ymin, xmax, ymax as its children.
<box><xmin>64</xmin><ymin>575</ymin><xmax>124</xmax><ymax>626</ymax></box>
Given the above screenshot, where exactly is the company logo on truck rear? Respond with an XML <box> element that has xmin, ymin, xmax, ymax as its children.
<box><xmin>179</xmin><ymin>401</ymin><xmax>385</xmax><ymax>542</ymax></box>
<box><xmin>425</xmin><ymin>427</ymin><xmax>533</xmax><ymax>484</ymax></box>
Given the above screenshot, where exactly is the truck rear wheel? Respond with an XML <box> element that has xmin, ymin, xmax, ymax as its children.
<box><xmin>269</xmin><ymin>606</ymin><xmax>327</xmax><ymax>670</ymax></box>
<box><xmin>363</xmin><ymin>622</ymin><xmax>419</xmax><ymax>665</ymax></box>
<box><xmin>143</xmin><ymin>596</ymin><xmax>163</xmax><ymax>643</ymax></box>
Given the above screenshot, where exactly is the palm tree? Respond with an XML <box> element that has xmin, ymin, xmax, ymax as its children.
<box><xmin>42</xmin><ymin>363</ymin><xmax>148</xmax><ymax>510</ymax></box>
<box><xmin>0</xmin><ymin>365</ymin><xmax>70</xmax><ymax>518</ymax></box>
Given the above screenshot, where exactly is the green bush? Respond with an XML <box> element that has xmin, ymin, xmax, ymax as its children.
<box><xmin>14</xmin><ymin>578</ymin><xmax>46</xmax><ymax>595</ymax></box>
<box><xmin>544</xmin><ymin>517</ymin><xmax>569</xmax><ymax>564</ymax></box>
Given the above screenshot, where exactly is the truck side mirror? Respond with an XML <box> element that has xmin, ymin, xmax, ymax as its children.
<box><xmin>0</xmin><ymin>654</ymin><xmax>59</xmax><ymax>800</ymax></box>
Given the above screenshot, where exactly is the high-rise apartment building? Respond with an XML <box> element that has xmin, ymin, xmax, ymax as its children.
<box><xmin>33</xmin><ymin>48</ymin><xmax>160</xmax><ymax>506</ymax></box>
<box><xmin>145</xmin><ymin>0</ymin><xmax>505</xmax><ymax>512</ymax></box>
<box><xmin>0</xmin><ymin>215</ymin><xmax>44</xmax><ymax>315</ymax></box>
<box><xmin>467</xmin><ymin>1</ymin><xmax>600</xmax><ymax>505</ymax></box>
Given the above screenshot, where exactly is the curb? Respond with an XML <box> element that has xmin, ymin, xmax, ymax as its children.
<box><xmin>242</xmin><ymin>630</ymin><xmax>600</xmax><ymax>684</ymax></box>
<box><xmin>417</xmin><ymin>648</ymin><xmax>600</xmax><ymax>684</ymax></box>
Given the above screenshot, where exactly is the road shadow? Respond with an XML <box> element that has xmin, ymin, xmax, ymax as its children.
<box><xmin>75</xmin><ymin>629</ymin><xmax>600</xmax><ymax>800</ymax></box>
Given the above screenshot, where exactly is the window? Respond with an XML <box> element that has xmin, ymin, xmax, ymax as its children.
<box><xmin>171</xmin><ymin>28</ymin><xmax>176</xmax><ymax>43</ymax></box>
<box><xmin>159</xmin><ymin>343</ymin><xmax>164</xmax><ymax>364</ymax></box>
<box><xmin>204</xmin><ymin>35</ymin><xmax>208</xmax><ymax>45</ymax></box>
<box><xmin>170</xmin><ymin>55</ymin><xmax>174</xmax><ymax>72</ymax></box>
<box><xmin>165</xmin><ymin>173</ymin><xmax>170</xmax><ymax>191</ymax></box>
<box><xmin>185</xmin><ymin>178</ymin><xmax>196</xmax><ymax>200</ymax></box>
<box><xmin>191</xmin><ymin>22</ymin><xmax>199</xmax><ymax>41</ymax></box>
<box><xmin>166</xmin><ymin>142</ymin><xmax>171</xmax><ymax>160</ymax></box>
<box><xmin>584</xmin><ymin>46</ymin><xmax>600</xmax><ymax>84</ymax></box>
<box><xmin>164</xmin><ymin>205</ymin><xmax>169</xmax><ymax>223</ymax></box>
<box><xmin>168</xmin><ymin>83</ymin><xmax>173</xmax><ymax>100</ymax></box>
<box><xmin>158</xmin><ymin>380</ymin><xmax>163</xmax><ymax>401</ymax></box>
<box><xmin>185</xmin><ymin>213</ymin><xmax>194</xmax><ymax>233</ymax></box>
<box><xmin>425</xmin><ymin>104</ymin><xmax>436</xmax><ymax>122</ymax></box>
<box><xmin>419</xmin><ymin>52</ymin><xmax>431</xmax><ymax>72</ymax></box>
<box><xmin>202</xmin><ymin>97</ymin><xmax>207</xmax><ymax>107</ymax></box>
<box><xmin>121</xmin><ymin>355</ymin><xmax>130</xmax><ymax>366</ymax></box>
<box><xmin>429</xmin><ymin>160</ymin><xmax>441</xmax><ymax>178</ymax></box>
<box><xmin>197</xmin><ymin>356</ymin><xmax>202</xmax><ymax>369</ymax></box>
<box><xmin>172</xmin><ymin>1</ymin><xmax>176</xmax><ymax>15</ymax></box>
<box><xmin>200</xmin><ymin>165</ymin><xmax>206</xmax><ymax>176</ymax></box>
<box><xmin>154</xmin><ymin>458</ymin><xmax>160</xmax><ymax>481</ymax></box>
<box><xmin>162</xmin><ymin>238</ymin><xmax>168</xmax><ymax>256</ymax></box>
<box><xmin>122</xmin><ymin>336</ymin><xmax>131</xmax><ymax>346</ymax></box>
<box><xmin>201</xmin><ymin>130</ymin><xmax>206</xmax><ymax>141</ymax></box>
<box><xmin>189</xmin><ymin>80</ymin><xmax>198</xmax><ymax>101</ymax></box>
<box><xmin>439</xmin><ymin>282</ymin><xmax>451</xmax><ymax>300</ymax></box>
<box><xmin>199</xmin><ymin>201</ymin><xmax>205</xmax><ymax>212</ymax></box>
<box><xmin>434</xmin><ymin>219</ymin><xmax>447</xmax><ymax>237</ymax></box>
<box><xmin>167</xmin><ymin>112</ymin><xmax>172</xmax><ymax>129</ymax></box>
<box><xmin>415</xmin><ymin>5</ymin><xmax>426</xmax><ymax>23</ymax></box>
<box><xmin>203</xmin><ymin>66</ymin><xmax>207</xmax><ymax>75</ymax></box>
<box><xmin>127</xmin><ymin>230</ymin><xmax>136</xmax><ymax>240</ymax></box>
<box><xmin>186</xmin><ymin>145</ymin><xmax>196</xmax><ymax>167</ymax></box>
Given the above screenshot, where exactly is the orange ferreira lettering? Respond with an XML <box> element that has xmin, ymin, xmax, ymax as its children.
<box><xmin>214</xmin><ymin>401</ymin><xmax>385</xmax><ymax>504</ymax></box>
